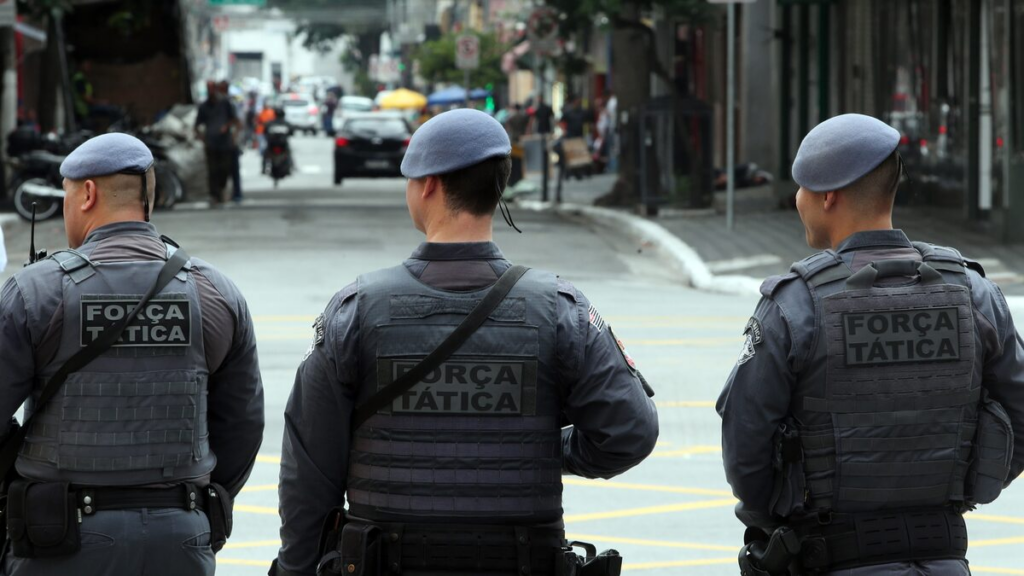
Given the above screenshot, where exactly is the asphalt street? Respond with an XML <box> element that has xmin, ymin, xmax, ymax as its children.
<box><xmin>1</xmin><ymin>134</ymin><xmax>1023</xmax><ymax>575</ymax></box>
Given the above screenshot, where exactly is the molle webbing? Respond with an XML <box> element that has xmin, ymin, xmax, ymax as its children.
<box><xmin>18</xmin><ymin>249</ymin><xmax>213</xmax><ymax>486</ymax></box>
<box><xmin>801</xmin><ymin>281</ymin><xmax>976</xmax><ymax>512</ymax></box>
<box><xmin>350</xmin><ymin>265</ymin><xmax>563</xmax><ymax>522</ymax></box>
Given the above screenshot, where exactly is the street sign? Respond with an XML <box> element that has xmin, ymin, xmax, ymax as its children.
<box><xmin>527</xmin><ymin>7</ymin><xmax>559</xmax><ymax>56</ymax></box>
<box><xmin>208</xmin><ymin>0</ymin><xmax>266</xmax><ymax>6</ymax></box>
<box><xmin>455</xmin><ymin>34</ymin><xmax>480</xmax><ymax>71</ymax></box>
<box><xmin>0</xmin><ymin>0</ymin><xmax>15</xmax><ymax>28</ymax></box>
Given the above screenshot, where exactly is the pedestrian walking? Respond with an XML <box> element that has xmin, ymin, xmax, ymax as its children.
<box><xmin>718</xmin><ymin>114</ymin><xmax>1024</xmax><ymax>576</ymax></box>
<box><xmin>0</xmin><ymin>133</ymin><xmax>265</xmax><ymax>576</ymax></box>
<box><xmin>195</xmin><ymin>80</ymin><xmax>240</xmax><ymax>206</ymax></box>
<box><xmin>218</xmin><ymin>81</ymin><xmax>244</xmax><ymax>203</ymax></box>
<box><xmin>270</xmin><ymin>109</ymin><xmax>658</xmax><ymax>576</ymax></box>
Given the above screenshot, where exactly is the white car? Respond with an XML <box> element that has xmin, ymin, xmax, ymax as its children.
<box><xmin>280</xmin><ymin>93</ymin><xmax>320</xmax><ymax>135</ymax></box>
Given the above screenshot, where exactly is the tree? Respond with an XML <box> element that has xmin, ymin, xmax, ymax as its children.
<box><xmin>541</xmin><ymin>0</ymin><xmax>718</xmax><ymax>207</ymax></box>
<box><xmin>414</xmin><ymin>31</ymin><xmax>509</xmax><ymax>89</ymax></box>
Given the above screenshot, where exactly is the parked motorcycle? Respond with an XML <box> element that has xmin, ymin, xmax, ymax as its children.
<box><xmin>6</xmin><ymin>128</ymin><xmax>183</xmax><ymax>221</ymax></box>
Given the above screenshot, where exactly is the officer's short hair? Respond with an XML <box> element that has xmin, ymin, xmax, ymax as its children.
<box><xmin>844</xmin><ymin>151</ymin><xmax>900</xmax><ymax>210</ymax></box>
<box><xmin>438</xmin><ymin>156</ymin><xmax>512</xmax><ymax>216</ymax></box>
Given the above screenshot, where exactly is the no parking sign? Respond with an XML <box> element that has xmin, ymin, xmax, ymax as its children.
<box><xmin>455</xmin><ymin>35</ymin><xmax>480</xmax><ymax>70</ymax></box>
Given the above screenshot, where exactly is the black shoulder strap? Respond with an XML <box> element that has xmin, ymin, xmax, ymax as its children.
<box><xmin>351</xmin><ymin>264</ymin><xmax>530</xmax><ymax>431</ymax></box>
<box><xmin>0</xmin><ymin>248</ymin><xmax>191</xmax><ymax>480</ymax></box>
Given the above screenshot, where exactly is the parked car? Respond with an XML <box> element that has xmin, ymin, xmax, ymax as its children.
<box><xmin>280</xmin><ymin>93</ymin><xmax>320</xmax><ymax>135</ymax></box>
<box><xmin>333</xmin><ymin>113</ymin><xmax>412</xmax><ymax>185</ymax></box>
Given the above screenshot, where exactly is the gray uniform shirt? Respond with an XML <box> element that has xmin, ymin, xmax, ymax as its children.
<box><xmin>0</xmin><ymin>221</ymin><xmax>265</xmax><ymax>496</ymax></box>
<box><xmin>276</xmin><ymin>241</ymin><xmax>659</xmax><ymax>575</ymax></box>
<box><xmin>716</xmin><ymin>230</ymin><xmax>1024</xmax><ymax>573</ymax></box>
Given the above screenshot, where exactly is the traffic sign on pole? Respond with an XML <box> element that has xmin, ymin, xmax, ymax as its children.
<box><xmin>527</xmin><ymin>7</ymin><xmax>559</xmax><ymax>56</ymax></box>
<box><xmin>455</xmin><ymin>35</ymin><xmax>480</xmax><ymax>71</ymax></box>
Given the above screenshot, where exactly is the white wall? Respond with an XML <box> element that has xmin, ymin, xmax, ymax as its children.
<box><xmin>219</xmin><ymin>18</ymin><xmax>352</xmax><ymax>93</ymax></box>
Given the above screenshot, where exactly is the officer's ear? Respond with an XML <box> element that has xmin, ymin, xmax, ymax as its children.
<box><xmin>822</xmin><ymin>190</ymin><xmax>839</xmax><ymax>212</ymax></box>
<box><xmin>77</xmin><ymin>179</ymin><xmax>100</xmax><ymax>213</ymax></box>
<box><xmin>422</xmin><ymin>175</ymin><xmax>441</xmax><ymax>201</ymax></box>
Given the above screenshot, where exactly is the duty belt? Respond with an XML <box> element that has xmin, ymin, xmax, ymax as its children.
<box><xmin>329</xmin><ymin>519</ymin><xmax>568</xmax><ymax>575</ymax></box>
<box><xmin>792</xmin><ymin>508</ymin><xmax>968</xmax><ymax>571</ymax></box>
<box><xmin>75</xmin><ymin>483</ymin><xmax>208</xmax><ymax>516</ymax></box>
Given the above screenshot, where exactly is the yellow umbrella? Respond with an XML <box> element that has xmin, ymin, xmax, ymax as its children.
<box><xmin>378</xmin><ymin>88</ymin><xmax>427</xmax><ymax>110</ymax></box>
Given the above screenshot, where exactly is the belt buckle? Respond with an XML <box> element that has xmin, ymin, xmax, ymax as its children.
<box><xmin>816</xmin><ymin>510</ymin><xmax>833</xmax><ymax>525</ymax></box>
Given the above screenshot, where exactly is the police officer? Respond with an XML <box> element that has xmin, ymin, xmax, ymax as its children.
<box><xmin>0</xmin><ymin>133</ymin><xmax>265</xmax><ymax>575</ymax></box>
<box><xmin>717</xmin><ymin>114</ymin><xmax>1024</xmax><ymax>575</ymax></box>
<box><xmin>272</xmin><ymin>109</ymin><xmax>659</xmax><ymax>576</ymax></box>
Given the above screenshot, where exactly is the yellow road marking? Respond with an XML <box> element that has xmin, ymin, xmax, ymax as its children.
<box><xmin>623</xmin><ymin>557</ymin><xmax>736</xmax><ymax>570</ymax></box>
<box><xmin>253</xmin><ymin>315</ymin><xmax>318</xmax><ymax>322</ymax></box>
<box><xmin>606</xmin><ymin>316</ymin><xmax>747</xmax><ymax>323</ymax></box>
<box><xmin>563</xmin><ymin>478</ymin><xmax>734</xmax><ymax>498</ymax></box>
<box><xmin>969</xmin><ymin>513</ymin><xmax>1024</xmax><ymax>525</ymax></box>
<box><xmin>235</xmin><ymin>504</ymin><xmax>278</xmax><ymax>515</ymax></box>
<box><xmin>566</xmin><ymin>533</ymin><xmax>736</xmax><ymax>552</ymax></box>
<box><xmin>654</xmin><ymin>400</ymin><xmax>716</xmax><ymax>408</ymax></box>
<box><xmin>972</xmin><ymin>536</ymin><xmax>1024</xmax><ymax>547</ymax></box>
<box><xmin>217</xmin><ymin>558</ymin><xmax>273</xmax><ymax>567</ymax></box>
<box><xmin>631</xmin><ymin>337</ymin><xmax>742</xmax><ymax>347</ymax></box>
<box><xmin>256</xmin><ymin>454</ymin><xmax>282</xmax><ymax>464</ymax></box>
<box><xmin>973</xmin><ymin>568</ymin><xmax>1024</xmax><ymax>575</ymax></box>
<box><xmin>222</xmin><ymin>539</ymin><xmax>281</xmax><ymax>550</ymax></box>
<box><xmin>565</xmin><ymin>499</ymin><xmax>737</xmax><ymax>523</ymax></box>
<box><xmin>241</xmin><ymin>483</ymin><xmax>279</xmax><ymax>493</ymax></box>
<box><xmin>650</xmin><ymin>445</ymin><xmax>722</xmax><ymax>458</ymax></box>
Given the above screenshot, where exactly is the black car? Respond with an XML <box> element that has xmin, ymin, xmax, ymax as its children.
<box><xmin>333</xmin><ymin>113</ymin><xmax>412</xmax><ymax>185</ymax></box>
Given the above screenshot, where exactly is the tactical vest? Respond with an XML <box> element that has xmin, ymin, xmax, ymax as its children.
<box><xmin>347</xmin><ymin>265</ymin><xmax>563</xmax><ymax>524</ymax></box>
<box><xmin>783</xmin><ymin>245</ymin><xmax>982</xmax><ymax>515</ymax></box>
<box><xmin>16</xmin><ymin>246</ymin><xmax>214</xmax><ymax>486</ymax></box>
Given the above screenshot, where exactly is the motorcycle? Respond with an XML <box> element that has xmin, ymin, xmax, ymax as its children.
<box><xmin>5</xmin><ymin>129</ymin><xmax>90</xmax><ymax>221</ymax></box>
<box><xmin>6</xmin><ymin>129</ymin><xmax>183</xmax><ymax>221</ymax></box>
<box><xmin>265</xmin><ymin>122</ymin><xmax>292</xmax><ymax>188</ymax></box>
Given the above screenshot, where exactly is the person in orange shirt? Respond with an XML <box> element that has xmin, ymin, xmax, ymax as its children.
<box><xmin>256</xmin><ymin>105</ymin><xmax>277</xmax><ymax>172</ymax></box>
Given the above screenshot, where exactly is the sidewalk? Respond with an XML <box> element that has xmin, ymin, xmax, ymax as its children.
<box><xmin>521</xmin><ymin>174</ymin><xmax>1024</xmax><ymax>297</ymax></box>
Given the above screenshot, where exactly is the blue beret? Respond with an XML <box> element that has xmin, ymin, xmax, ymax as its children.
<box><xmin>60</xmin><ymin>133</ymin><xmax>154</xmax><ymax>180</ymax></box>
<box><xmin>401</xmin><ymin>108</ymin><xmax>511</xmax><ymax>178</ymax></box>
<box><xmin>792</xmin><ymin>113</ymin><xmax>900</xmax><ymax>192</ymax></box>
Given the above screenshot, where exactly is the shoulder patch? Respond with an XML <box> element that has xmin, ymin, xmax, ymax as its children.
<box><xmin>588</xmin><ymin>304</ymin><xmax>606</xmax><ymax>333</ymax></box>
<box><xmin>301</xmin><ymin>313</ymin><xmax>326</xmax><ymax>362</ymax></box>
<box><xmin>760</xmin><ymin>272</ymin><xmax>799</xmax><ymax>297</ymax></box>
<box><xmin>737</xmin><ymin>317</ymin><xmax>763</xmax><ymax>366</ymax></box>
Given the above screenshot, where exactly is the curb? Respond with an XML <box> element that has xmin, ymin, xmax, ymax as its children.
<box><xmin>518</xmin><ymin>200</ymin><xmax>762</xmax><ymax>297</ymax></box>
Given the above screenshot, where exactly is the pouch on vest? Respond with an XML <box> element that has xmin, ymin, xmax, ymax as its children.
<box><xmin>206</xmin><ymin>482</ymin><xmax>233</xmax><ymax>553</ymax></box>
<box><xmin>967</xmin><ymin>393</ymin><xmax>1014</xmax><ymax>504</ymax></box>
<box><xmin>6</xmin><ymin>481</ymin><xmax>80</xmax><ymax>558</ymax></box>
<box><xmin>565</xmin><ymin>541</ymin><xmax>622</xmax><ymax>576</ymax></box>
<box><xmin>769</xmin><ymin>419</ymin><xmax>806</xmax><ymax>517</ymax></box>
<box><xmin>317</xmin><ymin>523</ymin><xmax>381</xmax><ymax>576</ymax></box>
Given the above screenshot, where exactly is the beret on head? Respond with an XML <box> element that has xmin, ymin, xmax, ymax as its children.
<box><xmin>60</xmin><ymin>133</ymin><xmax>154</xmax><ymax>180</ymax></box>
<box><xmin>792</xmin><ymin>113</ymin><xmax>900</xmax><ymax>193</ymax></box>
<box><xmin>401</xmin><ymin>108</ymin><xmax>511</xmax><ymax>178</ymax></box>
